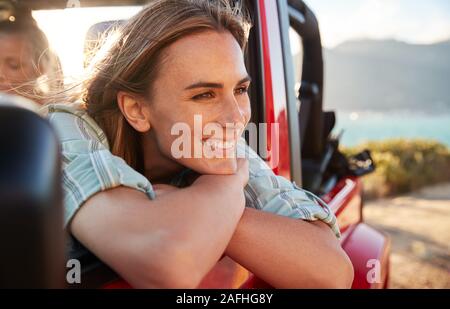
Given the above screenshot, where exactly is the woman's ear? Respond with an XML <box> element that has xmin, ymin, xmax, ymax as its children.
<box><xmin>117</xmin><ymin>91</ymin><xmax>151</xmax><ymax>133</ymax></box>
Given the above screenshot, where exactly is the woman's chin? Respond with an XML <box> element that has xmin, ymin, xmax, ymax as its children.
<box><xmin>187</xmin><ymin>158</ymin><xmax>238</xmax><ymax>175</ymax></box>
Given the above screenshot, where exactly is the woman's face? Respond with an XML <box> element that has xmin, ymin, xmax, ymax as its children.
<box><xmin>146</xmin><ymin>30</ymin><xmax>251</xmax><ymax>175</ymax></box>
<box><xmin>0</xmin><ymin>33</ymin><xmax>39</xmax><ymax>96</ymax></box>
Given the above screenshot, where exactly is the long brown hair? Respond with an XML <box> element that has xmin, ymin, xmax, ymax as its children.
<box><xmin>82</xmin><ymin>0</ymin><xmax>250</xmax><ymax>172</ymax></box>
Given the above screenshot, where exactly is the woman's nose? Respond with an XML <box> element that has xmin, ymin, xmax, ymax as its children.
<box><xmin>221</xmin><ymin>95</ymin><xmax>247</xmax><ymax>125</ymax></box>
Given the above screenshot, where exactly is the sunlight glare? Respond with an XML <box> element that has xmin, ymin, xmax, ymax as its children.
<box><xmin>33</xmin><ymin>7</ymin><xmax>142</xmax><ymax>80</ymax></box>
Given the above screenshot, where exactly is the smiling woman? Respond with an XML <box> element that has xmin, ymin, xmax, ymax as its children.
<box><xmin>41</xmin><ymin>0</ymin><xmax>353</xmax><ymax>288</ymax></box>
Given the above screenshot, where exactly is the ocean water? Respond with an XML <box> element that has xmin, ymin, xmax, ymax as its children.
<box><xmin>332</xmin><ymin>111</ymin><xmax>450</xmax><ymax>147</ymax></box>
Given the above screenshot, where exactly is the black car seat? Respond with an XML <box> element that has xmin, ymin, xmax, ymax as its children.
<box><xmin>0</xmin><ymin>95</ymin><xmax>64</xmax><ymax>288</ymax></box>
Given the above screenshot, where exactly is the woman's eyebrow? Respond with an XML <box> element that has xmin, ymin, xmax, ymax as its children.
<box><xmin>184</xmin><ymin>75</ymin><xmax>252</xmax><ymax>90</ymax></box>
<box><xmin>237</xmin><ymin>75</ymin><xmax>252</xmax><ymax>85</ymax></box>
<box><xmin>185</xmin><ymin>82</ymin><xmax>223</xmax><ymax>90</ymax></box>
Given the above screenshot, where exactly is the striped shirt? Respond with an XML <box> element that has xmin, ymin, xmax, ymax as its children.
<box><xmin>41</xmin><ymin>102</ymin><xmax>340</xmax><ymax>238</ymax></box>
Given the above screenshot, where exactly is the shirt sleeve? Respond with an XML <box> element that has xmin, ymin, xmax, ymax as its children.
<box><xmin>47</xmin><ymin>108</ymin><xmax>155</xmax><ymax>228</ymax></box>
<box><xmin>238</xmin><ymin>140</ymin><xmax>341</xmax><ymax>238</ymax></box>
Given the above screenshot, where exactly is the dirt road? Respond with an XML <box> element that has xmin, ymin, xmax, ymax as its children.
<box><xmin>363</xmin><ymin>183</ymin><xmax>450</xmax><ymax>288</ymax></box>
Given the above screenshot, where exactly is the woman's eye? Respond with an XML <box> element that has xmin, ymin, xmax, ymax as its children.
<box><xmin>235</xmin><ymin>86</ymin><xmax>249</xmax><ymax>95</ymax></box>
<box><xmin>192</xmin><ymin>92</ymin><xmax>214</xmax><ymax>100</ymax></box>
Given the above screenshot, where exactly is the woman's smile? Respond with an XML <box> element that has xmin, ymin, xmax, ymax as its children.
<box><xmin>203</xmin><ymin>137</ymin><xmax>237</xmax><ymax>151</ymax></box>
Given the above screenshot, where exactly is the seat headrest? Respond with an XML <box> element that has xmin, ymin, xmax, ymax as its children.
<box><xmin>84</xmin><ymin>20</ymin><xmax>125</xmax><ymax>67</ymax></box>
<box><xmin>0</xmin><ymin>102</ymin><xmax>64</xmax><ymax>288</ymax></box>
<box><xmin>0</xmin><ymin>93</ymin><xmax>40</xmax><ymax>112</ymax></box>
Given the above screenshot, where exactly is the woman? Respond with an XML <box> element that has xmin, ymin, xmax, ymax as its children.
<box><xmin>44</xmin><ymin>0</ymin><xmax>353</xmax><ymax>288</ymax></box>
<box><xmin>0</xmin><ymin>7</ymin><xmax>62</xmax><ymax>104</ymax></box>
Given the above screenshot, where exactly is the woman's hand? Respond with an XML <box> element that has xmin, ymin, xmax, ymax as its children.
<box><xmin>154</xmin><ymin>158</ymin><xmax>249</xmax><ymax>204</ymax></box>
<box><xmin>194</xmin><ymin>158</ymin><xmax>249</xmax><ymax>186</ymax></box>
<box><xmin>192</xmin><ymin>158</ymin><xmax>249</xmax><ymax>210</ymax></box>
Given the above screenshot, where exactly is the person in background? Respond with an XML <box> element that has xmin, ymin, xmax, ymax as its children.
<box><xmin>0</xmin><ymin>6</ymin><xmax>62</xmax><ymax>105</ymax></box>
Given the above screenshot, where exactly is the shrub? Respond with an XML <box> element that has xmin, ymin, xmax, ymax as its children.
<box><xmin>342</xmin><ymin>139</ymin><xmax>450</xmax><ymax>199</ymax></box>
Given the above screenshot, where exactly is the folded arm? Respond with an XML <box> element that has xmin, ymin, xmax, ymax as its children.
<box><xmin>230</xmin><ymin>142</ymin><xmax>353</xmax><ymax>288</ymax></box>
<box><xmin>225</xmin><ymin>207</ymin><xmax>354</xmax><ymax>288</ymax></box>
<box><xmin>70</xmin><ymin>161</ymin><xmax>248</xmax><ymax>288</ymax></box>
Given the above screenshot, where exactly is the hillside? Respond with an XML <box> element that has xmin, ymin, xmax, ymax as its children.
<box><xmin>322</xmin><ymin>39</ymin><xmax>450</xmax><ymax>113</ymax></box>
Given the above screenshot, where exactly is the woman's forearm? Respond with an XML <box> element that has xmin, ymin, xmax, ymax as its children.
<box><xmin>70</xmin><ymin>184</ymin><xmax>245</xmax><ymax>288</ymax></box>
<box><xmin>153</xmin><ymin>181</ymin><xmax>246</xmax><ymax>282</ymax></box>
<box><xmin>224</xmin><ymin>208</ymin><xmax>354</xmax><ymax>288</ymax></box>
<box><xmin>71</xmin><ymin>160</ymin><xmax>249</xmax><ymax>288</ymax></box>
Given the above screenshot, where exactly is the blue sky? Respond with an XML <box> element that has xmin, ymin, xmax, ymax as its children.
<box><xmin>304</xmin><ymin>0</ymin><xmax>450</xmax><ymax>47</ymax></box>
